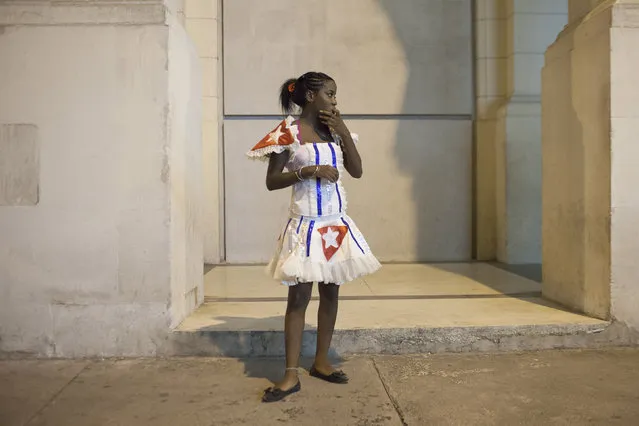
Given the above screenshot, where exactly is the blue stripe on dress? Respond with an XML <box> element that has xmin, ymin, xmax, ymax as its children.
<box><xmin>341</xmin><ymin>217</ymin><xmax>365</xmax><ymax>254</ymax></box>
<box><xmin>296</xmin><ymin>216</ymin><xmax>304</xmax><ymax>234</ymax></box>
<box><xmin>306</xmin><ymin>220</ymin><xmax>315</xmax><ymax>257</ymax></box>
<box><xmin>282</xmin><ymin>218</ymin><xmax>292</xmax><ymax>241</ymax></box>
<box><xmin>328</xmin><ymin>143</ymin><xmax>343</xmax><ymax>212</ymax></box>
<box><xmin>313</xmin><ymin>144</ymin><xmax>322</xmax><ymax>216</ymax></box>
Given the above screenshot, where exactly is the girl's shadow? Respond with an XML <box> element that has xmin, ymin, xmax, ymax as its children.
<box><xmin>197</xmin><ymin>315</ymin><xmax>345</xmax><ymax>383</ymax></box>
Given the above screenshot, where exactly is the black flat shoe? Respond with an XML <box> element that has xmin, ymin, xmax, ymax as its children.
<box><xmin>261</xmin><ymin>381</ymin><xmax>301</xmax><ymax>403</ymax></box>
<box><xmin>309</xmin><ymin>366</ymin><xmax>349</xmax><ymax>384</ymax></box>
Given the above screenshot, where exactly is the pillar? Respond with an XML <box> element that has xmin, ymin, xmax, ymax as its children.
<box><xmin>474</xmin><ymin>0</ymin><xmax>507</xmax><ymax>260</ymax></box>
<box><xmin>185</xmin><ymin>0</ymin><xmax>223</xmax><ymax>264</ymax></box>
<box><xmin>542</xmin><ymin>0</ymin><xmax>639</xmax><ymax>332</ymax></box>
<box><xmin>0</xmin><ymin>1</ymin><xmax>203</xmax><ymax>356</ymax></box>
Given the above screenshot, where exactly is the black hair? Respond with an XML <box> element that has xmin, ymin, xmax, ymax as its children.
<box><xmin>279</xmin><ymin>72</ymin><xmax>334</xmax><ymax>114</ymax></box>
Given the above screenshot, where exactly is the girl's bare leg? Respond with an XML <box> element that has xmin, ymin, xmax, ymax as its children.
<box><xmin>274</xmin><ymin>282</ymin><xmax>313</xmax><ymax>390</ymax></box>
<box><xmin>314</xmin><ymin>282</ymin><xmax>340</xmax><ymax>374</ymax></box>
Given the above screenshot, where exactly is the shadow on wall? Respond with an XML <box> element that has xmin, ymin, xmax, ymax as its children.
<box><xmin>376</xmin><ymin>0</ymin><xmax>473</xmax><ymax>262</ymax></box>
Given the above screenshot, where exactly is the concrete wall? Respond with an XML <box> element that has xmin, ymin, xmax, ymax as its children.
<box><xmin>224</xmin><ymin>119</ymin><xmax>473</xmax><ymax>263</ymax></box>
<box><xmin>0</xmin><ymin>1</ymin><xmax>202</xmax><ymax>357</ymax></box>
<box><xmin>542</xmin><ymin>0</ymin><xmax>639</xmax><ymax>333</ymax></box>
<box><xmin>223</xmin><ymin>0</ymin><xmax>474</xmax><ymax>263</ymax></box>
<box><xmin>174</xmin><ymin>0</ymin><xmax>476</xmax><ymax>264</ymax></box>
<box><xmin>474</xmin><ymin>0</ymin><xmax>508</xmax><ymax>260</ymax></box>
<box><xmin>167</xmin><ymin>12</ymin><xmax>204</xmax><ymax>328</ymax></box>
<box><xmin>609</xmin><ymin>0</ymin><xmax>639</xmax><ymax>333</ymax></box>
<box><xmin>204</xmin><ymin>0</ymin><xmax>570</xmax><ymax>265</ymax></box>
<box><xmin>165</xmin><ymin>0</ymin><xmax>186</xmax><ymax>23</ymax></box>
<box><xmin>542</xmin><ymin>2</ymin><xmax>611</xmax><ymax>319</ymax></box>
<box><xmin>181</xmin><ymin>0</ymin><xmax>573</xmax><ymax>266</ymax></box>
<box><xmin>474</xmin><ymin>0</ymin><xmax>567</xmax><ymax>263</ymax></box>
<box><xmin>568</xmin><ymin>0</ymin><xmax>604</xmax><ymax>22</ymax></box>
<box><xmin>223</xmin><ymin>0</ymin><xmax>473</xmax><ymax>115</ymax></box>
<box><xmin>499</xmin><ymin>1</ymin><xmax>567</xmax><ymax>264</ymax></box>
<box><xmin>184</xmin><ymin>0</ymin><xmax>222</xmax><ymax>264</ymax></box>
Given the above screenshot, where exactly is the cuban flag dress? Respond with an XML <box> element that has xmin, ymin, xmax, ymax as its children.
<box><xmin>247</xmin><ymin>116</ymin><xmax>381</xmax><ymax>286</ymax></box>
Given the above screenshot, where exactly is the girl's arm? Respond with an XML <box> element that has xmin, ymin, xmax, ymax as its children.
<box><xmin>319</xmin><ymin>110</ymin><xmax>363</xmax><ymax>178</ymax></box>
<box><xmin>266</xmin><ymin>151</ymin><xmax>298</xmax><ymax>191</ymax></box>
<box><xmin>266</xmin><ymin>151</ymin><xmax>339</xmax><ymax>191</ymax></box>
<box><xmin>337</xmin><ymin>130</ymin><xmax>362</xmax><ymax>179</ymax></box>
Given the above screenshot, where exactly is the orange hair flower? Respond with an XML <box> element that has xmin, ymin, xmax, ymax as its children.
<box><xmin>288</xmin><ymin>82</ymin><xmax>296</xmax><ymax>93</ymax></box>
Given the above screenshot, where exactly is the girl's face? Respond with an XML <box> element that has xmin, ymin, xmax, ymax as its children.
<box><xmin>308</xmin><ymin>80</ymin><xmax>338</xmax><ymax>114</ymax></box>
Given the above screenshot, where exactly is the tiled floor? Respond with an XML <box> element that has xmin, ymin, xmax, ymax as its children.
<box><xmin>177</xmin><ymin>263</ymin><xmax>605</xmax><ymax>332</ymax></box>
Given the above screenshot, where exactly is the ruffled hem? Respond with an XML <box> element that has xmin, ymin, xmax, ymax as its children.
<box><xmin>246</xmin><ymin>144</ymin><xmax>291</xmax><ymax>160</ymax></box>
<box><xmin>267</xmin><ymin>253</ymin><xmax>382</xmax><ymax>286</ymax></box>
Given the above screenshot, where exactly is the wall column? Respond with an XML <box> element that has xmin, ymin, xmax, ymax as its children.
<box><xmin>185</xmin><ymin>0</ymin><xmax>223</xmax><ymax>264</ymax></box>
<box><xmin>542</xmin><ymin>0</ymin><xmax>639</xmax><ymax>333</ymax></box>
<box><xmin>0</xmin><ymin>1</ymin><xmax>203</xmax><ymax>356</ymax></box>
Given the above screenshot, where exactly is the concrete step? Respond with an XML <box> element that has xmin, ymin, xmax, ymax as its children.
<box><xmin>168</xmin><ymin>264</ymin><xmax>630</xmax><ymax>357</ymax></box>
<box><xmin>172</xmin><ymin>319</ymin><xmax>624</xmax><ymax>357</ymax></box>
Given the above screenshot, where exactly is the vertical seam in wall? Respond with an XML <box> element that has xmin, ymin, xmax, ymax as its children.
<box><xmin>471</xmin><ymin>0</ymin><xmax>478</xmax><ymax>259</ymax></box>
<box><xmin>218</xmin><ymin>0</ymin><xmax>227</xmax><ymax>263</ymax></box>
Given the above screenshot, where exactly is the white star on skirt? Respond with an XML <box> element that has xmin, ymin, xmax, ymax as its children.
<box><xmin>322</xmin><ymin>227</ymin><xmax>340</xmax><ymax>248</ymax></box>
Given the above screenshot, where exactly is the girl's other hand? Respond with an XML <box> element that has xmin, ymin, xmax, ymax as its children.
<box><xmin>303</xmin><ymin>165</ymin><xmax>339</xmax><ymax>183</ymax></box>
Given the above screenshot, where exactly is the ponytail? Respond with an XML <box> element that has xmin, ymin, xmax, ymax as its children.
<box><xmin>279</xmin><ymin>78</ymin><xmax>298</xmax><ymax>114</ymax></box>
<box><xmin>278</xmin><ymin>72</ymin><xmax>334</xmax><ymax>114</ymax></box>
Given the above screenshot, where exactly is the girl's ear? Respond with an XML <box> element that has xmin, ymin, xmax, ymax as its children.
<box><xmin>305</xmin><ymin>90</ymin><xmax>315</xmax><ymax>104</ymax></box>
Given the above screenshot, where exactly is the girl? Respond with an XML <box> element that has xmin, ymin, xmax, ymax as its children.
<box><xmin>247</xmin><ymin>72</ymin><xmax>381</xmax><ymax>403</ymax></box>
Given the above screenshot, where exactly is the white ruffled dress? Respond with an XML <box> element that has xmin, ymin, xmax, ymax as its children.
<box><xmin>247</xmin><ymin>116</ymin><xmax>381</xmax><ymax>286</ymax></box>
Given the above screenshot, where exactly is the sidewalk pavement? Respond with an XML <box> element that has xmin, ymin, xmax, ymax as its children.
<box><xmin>2</xmin><ymin>348</ymin><xmax>639</xmax><ymax>426</ymax></box>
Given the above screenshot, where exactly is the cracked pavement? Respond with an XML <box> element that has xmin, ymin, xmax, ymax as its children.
<box><xmin>2</xmin><ymin>349</ymin><xmax>639</xmax><ymax>425</ymax></box>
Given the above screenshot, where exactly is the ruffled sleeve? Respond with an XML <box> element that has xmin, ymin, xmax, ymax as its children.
<box><xmin>246</xmin><ymin>117</ymin><xmax>299</xmax><ymax>161</ymax></box>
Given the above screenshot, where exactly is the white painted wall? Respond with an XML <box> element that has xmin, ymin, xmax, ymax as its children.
<box><xmin>499</xmin><ymin>1</ymin><xmax>568</xmax><ymax>264</ymax></box>
<box><xmin>223</xmin><ymin>0</ymin><xmax>474</xmax><ymax>263</ymax></box>
<box><xmin>0</xmin><ymin>2</ymin><xmax>202</xmax><ymax>356</ymax></box>
<box><xmin>225</xmin><ymin>119</ymin><xmax>473</xmax><ymax>263</ymax></box>
<box><xmin>3</xmin><ymin>0</ymin><xmax>637</xmax><ymax>357</ymax></box>
<box><xmin>609</xmin><ymin>3</ymin><xmax>639</xmax><ymax>332</ymax></box>
<box><xmin>185</xmin><ymin>0</ymin><xmax>222</xmax><ymax>264</ymax></box>
<box><xmin>474</xmin><ymin>0</ymin><xmax>568</xmax><ymax>263</ymax></box>
<box><xmin>224</xmin><ymin>0</ymin><xmax>473</xmax><ymax>116</ymax></box>
<box><xmin>167</xmin><ymin>13</ymin><xmax>204</xmax><ymax>328</ymax></box>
